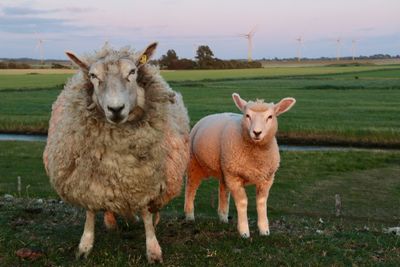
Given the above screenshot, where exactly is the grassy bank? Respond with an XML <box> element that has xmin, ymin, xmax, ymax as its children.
<box><xmin>0</xmin><ymin>66</ymin><xmax>399</xmax><ymax>147</ymax></box>
<box><xmin>0</xmin><ymin>141</ymin><xmax>399</xmax><ymax>265</ymax></box>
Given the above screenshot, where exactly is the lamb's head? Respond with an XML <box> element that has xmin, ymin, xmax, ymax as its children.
<box><xmin>232</xmin><ymin>93</ymin><xmax>296</xmax><ymax>144</ymax></box>
<box><xmin>65</xmin><ymin>42</ymin><xmax>158</xmax><ymax>124</ymax></box>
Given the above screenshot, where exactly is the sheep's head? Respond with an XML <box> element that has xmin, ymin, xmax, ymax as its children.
<box><xmin>65</xmin><ymin>42</ymin><xmax>158</xmax><ymax>124</ymax></box>
<box><xmin>232</xmin><ymin>93</ymin><xmax>296</xmax><ymax>144</ymax></box>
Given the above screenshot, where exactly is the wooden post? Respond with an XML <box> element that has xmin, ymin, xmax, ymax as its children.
<box><xmin>335</xmin><ymin>194</ymin><xmax>341</xmax><ymax>217</ymax></box>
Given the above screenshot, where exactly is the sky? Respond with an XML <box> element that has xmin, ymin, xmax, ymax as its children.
<box><xmin>0</xmin><ymin>0</ymin><xmax>399</xmax><ymax>60</ymax></box>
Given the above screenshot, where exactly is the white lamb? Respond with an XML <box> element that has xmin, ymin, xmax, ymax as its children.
<box><xmin>184</xmin><ymin>93</ymin><xmax>295</xmax><ymax>237</ymax></box>
<box><xmin>43</xmin><ymin>42</ymin><xmax>189</xmax><ymax>263</ymax></box>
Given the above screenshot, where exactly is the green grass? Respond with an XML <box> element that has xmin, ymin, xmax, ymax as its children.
<box><xmin>1</xmin><ymin>66</ymin><xmax>400</xmax><ymax>146</ymax></box>
<box><xmin>0</xmin><ymin>73</ymin><xmax>70</xmax><ymax>91</ymax></box>
<box><xmin>0</xmin><ymin>141</ymin><xmax>399</xmax><ymax>266</ymax></box>
<box><xmin>0</xmin><ymin>65</ymin><xmax>398</xmax><ymax>90</ymax></box>
<box><xmin>1</xmin><ymin>66</ymin><xmax>399</xmax><ymax>265</ymax></box>
<box><xmin>161</xmin><ymin>65</ymin><xmax>399</xmax><ymax>81</ymax></box>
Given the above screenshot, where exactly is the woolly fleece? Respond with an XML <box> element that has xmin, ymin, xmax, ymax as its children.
<box><xmin>44</xmin><ymin>46</ymin><xmax>189</xmax><ymax>218</ymax></box>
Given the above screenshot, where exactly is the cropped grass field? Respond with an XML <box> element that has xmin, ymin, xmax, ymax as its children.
<box><xmin>1</xmin><ymin>65</ymin><xmax>399</xmax><ymax>147</ymax></box>
<box><xmin>0</xmin><ymin>65</ymin><xmax>399</xmax><ymax>265</ymax></box>
<box><xmin>0</xmin><ymin>142</ymin><xmax>399</xmax><ymax>266</ymax></box>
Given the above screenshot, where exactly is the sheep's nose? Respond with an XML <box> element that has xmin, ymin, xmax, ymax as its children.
<box><xmin>253</xmin><ymin>130</ymin><xmax>262</xmax><ymax>137</ymax></box>
<box><xmin>107</xmin><ymin>104</ymin><xmax>125</xmax><ymax>115</ymax></box>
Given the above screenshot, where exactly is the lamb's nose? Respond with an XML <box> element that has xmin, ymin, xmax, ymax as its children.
<box><xmin>107</xmin><ymin>104</ymin><xmax>125</xmax><ymax>115</ymax></box>
<box><xmin>253</xmin><ymin>130</ymin><xmax>262</xmax><ymax>137</ymax></box>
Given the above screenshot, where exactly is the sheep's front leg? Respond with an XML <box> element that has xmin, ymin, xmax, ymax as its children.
<box><xmin>256</xmin><ymin>179</ymin><xmax>274</xmax><ymax>236</ymax></box>
<box><xmin>76</xmin><ymin>210</ymin><xmax>96</xmax><ymax>259</ymax></box>
<box><xmin>226</xmin><ymin>176</ymin><xmax>249</xmax><ymax>238</ymax></box>
<box><xmin>141</xmin><ymin>208</ymin><xmax>163</xmax><ymax>263</ymax></box>
<box><xmin>218</xmin><ymin>179</ymin><xmax>230</xmax><ymax>223</ymax></box>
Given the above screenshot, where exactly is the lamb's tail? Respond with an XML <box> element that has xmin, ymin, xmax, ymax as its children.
<box><xmin>154</xmin><ymin>212</ymin><xmax>160</xmax><ymax>226</ymax></box>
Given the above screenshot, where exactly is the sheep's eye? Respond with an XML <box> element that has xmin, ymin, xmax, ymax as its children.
<box><xmin>89</xmin><ymin>73</ymin><xmax>98</xmax><ymax>79</ymax></box>
<box><xmin>129</xmin><ymin>69</ymin><xmax>136</xmax><ymax>75</ymax></box>
<box><xmin>246</xmin><ymin>114</ymin><xmax>250</xmax><ymax>119</ymax></box>
<box><xmin>267</xmin><ymin>115</ymin><xmax>273</xmax><ymax>120</ymax></box>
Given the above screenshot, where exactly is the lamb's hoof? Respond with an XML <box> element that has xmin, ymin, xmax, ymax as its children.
<box><xmin>185</xmin><ymin>212</ymin><xmax>195</xmax><ymax>222</ymax></box>
<box><xmin>218</xmin><ymin>213</ymin><xmax>229</xmax><ymax>223</ymax></box>
<box><xmin>259</xmin><ymin>229</ymin><xmax>270</xmax><ymax>236</ymax></box>
<box><xmin>240</xmin><ymin>232</ymin><xmax>250</xmax><ymax>239</ymax></box>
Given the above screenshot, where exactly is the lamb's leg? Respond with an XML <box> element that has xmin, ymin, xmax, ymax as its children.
<box><xmin>218</xmin><ymin>180</ymin><xmax>230</xmax><ymax>223</ymax></box>
<box><xmin>184</xmin><ymin>157</ymin><xmax>205</xmax><ymax>221</ymax></box>
<box><xmin>76</xmin><ymin>210</ymin><xmax>96</xmax><ymax>259</ymax></box>
<box><xmin>103</xmin><ymin>211</ymin><xmax>117</xmax><ymax>230</ymax></box>
<box><xmin>256</xmin><ymin>179</ymin><xmax>274</xmax><ymax>236</ymax></box>
<box><xmin>141</xmin><ymin>208</ymin><xmax>163</xmax><ymax>263</ymax></box>
<box><xmin>226</xmin><ymin>176</ymin><xmax>249</xmax><ymax>238</ymax></box>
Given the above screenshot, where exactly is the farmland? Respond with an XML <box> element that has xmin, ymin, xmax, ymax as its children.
<box><xmin>0</xmin><ymin>65</ymin><xmax>399</xmax><ymax>266</ymax></box>
<box><xmin>1</xmin><ymin>65</ymin><xmax>399</xmax><ymax>147</ymax></box>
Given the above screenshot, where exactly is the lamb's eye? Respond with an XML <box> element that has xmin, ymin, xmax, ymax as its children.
<box><xmin>129</xmin><ymin>69</ymin><xmax>136</xmax><ymax>75</ymax></box>
<box><xmin>89</xmin><ymin>73</ymin><xmax>98</xmax><ymax>79</ymax></box>
<box><xmin>246</xmin><ymin>114</ymin><xmax>250</xmax><ymax>119</ymax></box>
<box><xmin>267</xmin><ymin>115</ymin><xmax>273</xmax><ymax>120</ymax></box>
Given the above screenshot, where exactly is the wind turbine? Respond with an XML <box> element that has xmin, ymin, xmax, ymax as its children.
<box><xmin>239</xmin><ymin>26</ymin><xmax>257</xmax><ymax>62</ymax></box>
<box><xmin>335</xmin><ymin>38</ymin><xmax>341</xmax><ymax>61</ymax></box>
<box><xmin>34</xmin><ymin>32</ymin><xmax>46</xmax><ymax>65</ymax></box>
<box><xmin>296</xmin><ymin>36</ymin><xmax>303</xmax><ymax>62</ymax></box>
<box><xmin>351</xmin><ymin>39</ymin><xmax>358</xmax><ymax>61</ymax></box>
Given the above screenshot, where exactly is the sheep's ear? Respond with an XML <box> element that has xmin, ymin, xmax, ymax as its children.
<box><xmin>232</xmin><ymin>93</ymin><xmax>247</xmax><ymax>112</ymax></box>
<box><xmin>65</xmin><ymin>51</ymin><xmax>89</xmax><ymax>72</ymax></box>
<box><xmin>274</xmin><ymin>97</ymin><xmax>296</xmax><ymax>116</ymax></box>
<box><xmin>137</xmin><ymin>42</ymin><xmax>158</xmax><ymax>67</ymax></box>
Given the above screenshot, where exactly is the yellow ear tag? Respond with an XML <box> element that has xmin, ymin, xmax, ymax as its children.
<box><xmin>140</xmin><ymin>55</ymin><xmax>147</xmax><ymax>64</ymax></box>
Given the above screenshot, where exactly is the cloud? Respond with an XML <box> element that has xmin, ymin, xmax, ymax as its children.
<box><xmin>0</xmin><ymin>5</ymin><xmax>92</xmax><ymax>35</ymax></box>
<box><xmin>0</xmin><ymin>16</ymin><xmax>85</xmax><ymax>34</ymax></box>
<box><xmin>357</xmin><ymin>27</ymin><xmax>375</xmax><ymax>33</ymax></box>
<box><xmin>2</xmin><ymin>6</ymin><xmax>91</xmax><ymax>16</ymax></box>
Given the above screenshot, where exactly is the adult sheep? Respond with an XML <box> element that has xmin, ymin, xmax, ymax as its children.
<box><xmin>184</xmin><ymin>93</ymin><xmax>295</xmax><ymax>238</ymax></box>
<box><xmin>43</xmin><ymin>42</ymin><xmax>190</xmax><ymax>263</ymax></box>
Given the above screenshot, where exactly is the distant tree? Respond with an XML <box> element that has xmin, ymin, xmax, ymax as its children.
<box><xmin>7</xmin><ymin>62</ymin><xmax>17</xmax><ymax>69</ymax></box>
<box><xmin>52</xmin><ymin>63</ymin><xmax>69</xmax><ymax>69</ymax></box>
<box><xmin>195</xmin><ymin>45</ymin><xmax>216</xmax><ymax>69</ymax></box>
<box><xmin>169</xmin><ymin>58</ymin><xmax>197</xmax><ymax>70</ymax></box>
<box><xmin>159</xmin><ymin>49</ymin><xmax>178</xmax><ymax>69</ymax></box>
<box><xmin>195</xmin><ymin>45</ymin><xmax>214</xmax><ymax>61</ymax></box>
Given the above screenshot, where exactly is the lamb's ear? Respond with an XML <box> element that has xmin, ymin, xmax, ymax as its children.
<box><xmin>65</xmin><ymin>51</ymin><xmax>89</xmax><ymax>72</ymax></box>
<box><xmin>274</xmin><ymin>97</ymin><xmax>296</xmax><ymax>116</ymax></box>
<box><xmin>232</xmin><ymin>93</ymin><xmax>247</xmax><ymax>112</ymax></box>
<box><xmin>136</xmin><ymin>42</ymin><xmax>158</xmax><ymax>67</ymax></box>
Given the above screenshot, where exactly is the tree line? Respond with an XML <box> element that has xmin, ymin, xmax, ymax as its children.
<box><xmin>157</xmin><ymin>45</ymin><xmax>262</xmax><ymax>70</ymax></box>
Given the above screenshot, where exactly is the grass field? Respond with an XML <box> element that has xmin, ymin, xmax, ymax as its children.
<box><xmin>0</xmin><ymin>65</ymin><xmax>399</xmax><ymax>265</ymax></box>
<box><xmin>0</xmin><ymin>141</ymin><xmax>399</xmax><ymax>266</ymax></box>
<box><xmin>1</xmin><ymin>64</ymin><xmax>399</xmax><ymax>89</ymax></box>
<box><xmin>1</xmin><ymin>66</ymin><xmax>399</xmax><ymax>147</ymax></box>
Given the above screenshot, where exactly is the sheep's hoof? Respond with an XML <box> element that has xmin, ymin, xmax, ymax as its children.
<box><xmin>76</xmin><ymin>236</ymin><xmax>94</xmax><ymax>260</ymax></box>
<box><xmin>185</xmin><ymin>212</ymin><xmax>195</xmax><ymax>222</ymax></box>
<box><xmin>147</xmin><ymin>253</ymin><xmax>163</xmax><ymax>264</ymax></box>
<box><xmin>75</xmin><ymin>248</ymin><xmax>91</xmax><ymax>260</ymax></box>
<box><xmin>146</xmin><ymin>241</ymin><xmax>163</xmax><ymax>264</ymax></box>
